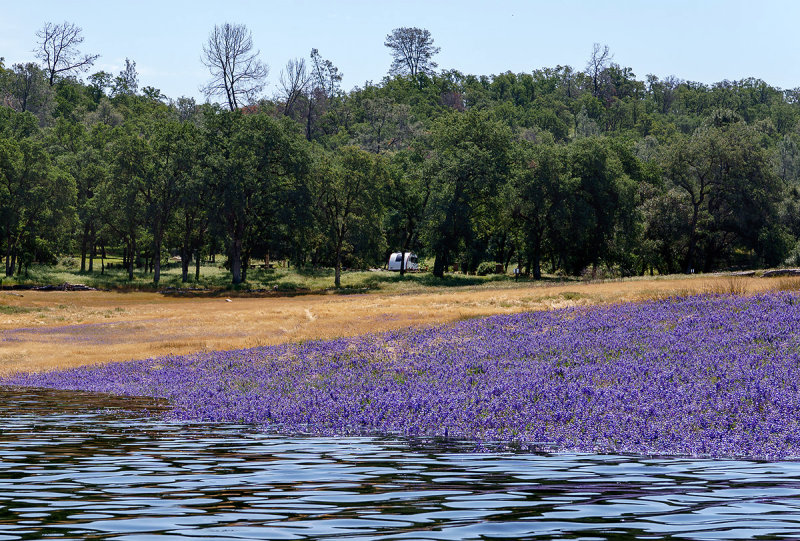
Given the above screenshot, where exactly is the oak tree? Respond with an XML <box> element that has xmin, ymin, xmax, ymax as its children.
<box><xmin>385</xmin><ymin>27</ymin><xmax>440</xmax><ymax>78</ymax></box>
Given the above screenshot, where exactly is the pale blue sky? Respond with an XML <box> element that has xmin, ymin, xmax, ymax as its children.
<box><xmin>2</xmin><ymin>0</ymin><xmax>798</xmax><ymax>102</ymax></box>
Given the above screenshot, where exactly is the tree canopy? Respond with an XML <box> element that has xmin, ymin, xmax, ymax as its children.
<box><xmin>385</xmin><ymin>27</ymin><xmax>440</xmax><ymax>78</ymax></box>
<box><xmin>2</xmin><ymin>28</ymin><xmax>800</xmax><ymax>286</ymax></box>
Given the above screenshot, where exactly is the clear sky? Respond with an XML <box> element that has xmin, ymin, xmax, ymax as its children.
<box><xmin>2</xmin><ymin>0</ymin><xmax>799</xmax><ymax>103</ymax></box>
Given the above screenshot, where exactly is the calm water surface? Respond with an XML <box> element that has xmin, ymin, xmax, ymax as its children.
<box><xmin>2</xmin><ymin>387</ymin><xmax>800</xmax><ymax>540</ymax></box>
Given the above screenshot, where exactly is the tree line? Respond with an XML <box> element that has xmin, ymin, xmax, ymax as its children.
<box><xmin>2</xmin><ymin>22</ymin><xmax>800</xmax><ymax>286</ymax></box>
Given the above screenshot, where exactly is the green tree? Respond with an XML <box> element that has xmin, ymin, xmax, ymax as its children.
<box><xmin>312</xmin><ymin>146</ymin><xmax>387</xmax><ymax>287</ymax></box>
<box><xmin>384</xmin><ymin>148</ymin><xmax>432</xmax><ymax>274</ymax></box>
<box><xmin>0</xmin><ymin>125</ymin><xmax>76</xmax><ymax>276</ymax></box>
<box><xmin>51</xmin><ymin>118</ymin><xmax>110</xmax><ymax>272</ymax></box>
<box><xmin>138</xmin><ymin>119</ymin><xmax>198</xmax><ymax>284</ymax></box>
<box><xmin>562</xmin><ymin>137</ymin><xmax>638</xmax><ymax>275</ymax></box>
<box><xmin>425</xmin><ymin>111</ymin><xmax>513</xmax><ymax>277</ymax></box>
<box><xmin>105</xmin><ymin>126</ymin><xmax>146</xmax><ymax>280</ymax></box>
<box><xmin>353</xmin><ymin>97</ymin><xmax>416</xmax><ymax>154</ymax></box>
<box><xmin>5</xmin><ymin>63</ymin><xmax>53</xmax><ymax>123</ymax></box>
<box><xmin>172</xmin><ymin>128</ymin><xmax>210</xmax><ymax>283</ymax></box>
<box><xmin>385</xmin><ymin>27</ymin><xmax>440</xmax><ymax>78</ymax></box>
<box><xmin>664</xmin><ymin>112</ymin><xmax>784</xmax><ymax>271</ymax></box>
<box><xmin>509</xmin><ymin>143</ymin><xmax>571</xmax><ymax>279</ymax></box>
<box><xmin>112</xmin><ymin>58</ymin><xmax>139</xmax><ymax>96</ymax></box>
<box><xmin>203</xmin><ymin>108</ymin><xmax>308</xmax><ymax>284</ymax></box>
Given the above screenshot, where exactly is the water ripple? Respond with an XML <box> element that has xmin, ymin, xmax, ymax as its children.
<box><xmin>2</xmin><ymin>386</ymin><xmax>800</xmax><ymax>539</ymax></box>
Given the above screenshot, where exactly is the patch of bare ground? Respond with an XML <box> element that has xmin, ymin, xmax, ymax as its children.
<box><xmin>0</xmin><ymin>274</ymin><xmax>795</xmax><ymax>374</ymax></box>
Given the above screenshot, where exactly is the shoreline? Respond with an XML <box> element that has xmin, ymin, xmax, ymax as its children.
<box><xmin>5</xmin><ymin>292</ymin><xmax>799</xmax><ymax>460</ymax></box>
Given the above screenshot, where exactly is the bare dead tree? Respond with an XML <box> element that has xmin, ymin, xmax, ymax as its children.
<box><xmin>201</xmin><ymin>23</ymin><xmax>268</xmax><ymax>111</ymax></box>
<box><xmin>384</xmin><ymin>27</ymin><xmax>440</xmax><ymax>77</ymax></box>
<box><xmin>278</xmin><ymin>58</ymin><xmax>309</xmax><ymax>115</ymax></box>
<box><xmin>586</xmin><ymin>43</ymin><xmax>612</xmax><ymax>97</ymax></box>
<box><xmin>35</xmin><ymin>21</ymin><xmax>99</xmax><ymax>86</ymax></box>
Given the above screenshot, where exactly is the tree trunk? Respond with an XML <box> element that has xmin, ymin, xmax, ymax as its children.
<box><xmin>153</xmin><ymin>238</ymin><xmax>162</xmax><ymax>285</ymax></box>
<box><xmin>128</xmin><ymin>236</ymin><xmax>135</xmax><ymax>281</ymax></box>
<box><xmin>684</xmin><ymin>201</ymin><xmax>701</xmax><ymax>274</ymax></box>
<box><xmin>532</xmin><ymin>252</ymin><xmax>542</xmax><ymax>280</ymax></box>
<box><xmin>399</xmin><ymin>249</ymin><xmax>406</xmax><ymax>276</ymax></box>
<box><xmin>8</xmin><ymin>250</ymin><xmax>17</xmax><ymax>278</ymax></box>
<box><xmin>496</xmin><ymin>232</ymin><xmax>507</xmax><ymax>268</ymax></box>
<box><xmin>432</xmin><ymin>199</ymin><xmax>458</xmax><ymax>279</ymax></box>
<box><xmin>181</xmin><ymin>215</ymin><xmax>192</xmax><ymax>283</ymax></box>
<box><xmin>5</xmin><ymin>235</ymin><xmax>12</xmax><ymax>277</ymax></box>
<box><xmin>432</xmin><ymin>249</ymin><xmax>446</xmax><ymax>278</ymax></box>
<box><xmin>305</xmin><ymin>100</ymin><xmax>314</xmax><ymax>141</ymax></box>
<box><xmin>230</xmin><ymin>237</ymin><xmax>243</xmax><ymax>284</ymax></box>
<box><xmin>80</xmin><ymin>224</ymin><xmax>89</xmax><ymax>272</ymax></box>
<box><xmin>504</xmin><ymin>243</ymin><xmax>515</xmax><ymax>273</ymax></box>
<box><xmin>181</xmin><ymin>249</ymin><xmax>190</xmax><ymax>283</ymax></box>
<box><xmin>195</xmin><ymin>248</ymin><xmax>201</xmax><ymax>282</ymax></box>
<box><xmin>531</xmin><ymin>230</ymin><xmax>543</xmax><ymax>280</ymax></box>
<box><xmin>334</xmin><ymin>240</ymin><xmax>343</xmax><ymax>288</ymax></box>
<box><xmin>88</xmin><ymin>239</ymin><xmax>95</xmax><ymax>272</ymax></box>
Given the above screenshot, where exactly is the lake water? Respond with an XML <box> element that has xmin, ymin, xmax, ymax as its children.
<box><xmin>3</xmin><ymin>387</ymin><xmax>800</xmax><ymax>540</ymax></box>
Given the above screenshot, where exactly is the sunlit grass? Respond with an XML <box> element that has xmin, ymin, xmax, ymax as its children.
<box><xmin>3</xmin><ymin>267</ymin><xmax>800</xmax><ymax>375</ymax></box>
<box><xmin>5</xmin><ymin>259</ymin><xmax>534</xmax><ymax>293</ymax></box>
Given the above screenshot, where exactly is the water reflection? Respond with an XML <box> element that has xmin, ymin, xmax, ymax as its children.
<box><xmin>2</xmin><ymin>386</ymin><xmax>800</xmax><ymax>540</ymax></box>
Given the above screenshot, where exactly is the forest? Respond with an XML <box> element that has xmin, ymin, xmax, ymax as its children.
<box><xmin>3</xmin><ymin>23</ymin><xmax>800</xmax><ymax>286</ymax></box>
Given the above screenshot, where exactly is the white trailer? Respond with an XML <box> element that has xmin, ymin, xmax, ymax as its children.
<box><xmin>388</xmin><ymin>252</ymin><xmax>419</xmax><ymax>271</ymax></box>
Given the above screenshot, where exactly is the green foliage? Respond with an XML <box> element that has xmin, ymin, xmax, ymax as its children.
<box><xmin>2</xmin><ymin>45</ymin><xmax>800</xmax><ymax>285</ymax></box>
<box><xmin>476</xmin><ymin>261</ymin><xmax>503</xmax><ymax>276</ymax></box>
<box><xmin>425</xmin><ymin>110</ymin><xmax>513</xmax><ymax>277</ymax></box>
<box><xmin>0</xmin><ymin>117</ymin><xmax>77</xmax><ymax>276</ymax></box>
<box><xmin>311</xmin><ymin>146</ymin><xmax>387</xmax><ymax>286</ymax></box>
<box><xmin>202</xmin><ymin>108</ymin><xmax>310</xmax><ymax>284</ymax></box>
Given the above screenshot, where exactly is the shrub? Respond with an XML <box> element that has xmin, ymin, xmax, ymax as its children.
<box><xmin>58</xmin><ymin>256</ymin><xmax>78</xmax><ymax>269</ymax></box>
<box><xmin>476</xmin><ymin>261</ymin><xmax>503</xmax><ymax>276</ymax></box>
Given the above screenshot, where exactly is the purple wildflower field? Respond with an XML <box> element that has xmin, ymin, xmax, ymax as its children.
<box><xmin>4</xmin><ymin>292</ymin><xmax>800</xmax><ymax>459</ymax></box>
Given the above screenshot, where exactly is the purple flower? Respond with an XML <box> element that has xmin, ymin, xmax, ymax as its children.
<box><xmin>4</xmin><ymin>292</ymin><xmax>800</xmax><ymax>459</ymax></box>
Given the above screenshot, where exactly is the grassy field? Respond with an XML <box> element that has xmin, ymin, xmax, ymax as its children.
<box><xmin>2</xmin><ymin>267</ymin><xmax>800</xmax><ymax>376</ymax></box>
<box><xmin>3</xmin><ymin>259</ymin><xmax>518</xmax><ymax>293</ymax></box>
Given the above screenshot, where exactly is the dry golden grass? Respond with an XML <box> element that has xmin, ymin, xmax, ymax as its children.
<box><xmin>0</xmin><ymin>273</ymin><xmax>795</xmax><ymax>375</ymax></box>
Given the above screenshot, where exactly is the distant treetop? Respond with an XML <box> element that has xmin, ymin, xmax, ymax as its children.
<box><xmin>384</xmin><ymin>27</ymin><xmax>440</xmax><ymax>78</ymax></box>
<box><xmin>201</xmin><ymin>22</ymin><xmax>268</xmax><ymax>111</ymax></box>
<box><xmin>35</xmin><ymin>21</ymin><xmax>99</xmax><ymax>86</ymax></box>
